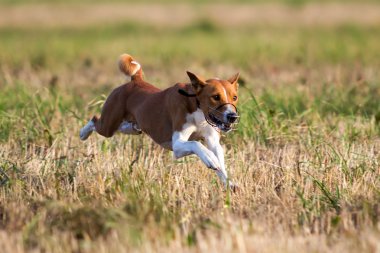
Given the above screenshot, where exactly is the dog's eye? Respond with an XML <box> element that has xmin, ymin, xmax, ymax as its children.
<box><xmin>212</xmin><ymin>95</ymin><xmax>220</xmax><ymax>101</ymax></box>
<box><xmin>233</xmin><ymin>96</ymin><xmax>238</xmax><ymax>101</ymax></box>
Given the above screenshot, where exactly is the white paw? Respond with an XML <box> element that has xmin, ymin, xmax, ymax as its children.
<box><xmin>119</xmin><ymin>121</ymin><xmax>142</xmax><ymax>135</ymax></box>
<box><xmin>80</xmin><ymin>121</ymin><xmax>94</xmax><ymax>141</ymax></box>
<box><xmin>228</xmin><ymin>181</ymin><xmax>240</xmax><ymax>193</ymax></box>
<box><xmin>200</xmin><ymin>150</ymin><xmax>221</xmax><ymax>170</ymax></box>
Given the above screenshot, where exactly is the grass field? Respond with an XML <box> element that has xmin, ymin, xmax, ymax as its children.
<box><xmin>0</xmin><ymin>2</ymin><xmax>379</xmax><ymax>253</ymax></box>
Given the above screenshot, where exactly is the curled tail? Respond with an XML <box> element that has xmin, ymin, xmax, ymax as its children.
<box><xmin>118</xmin><ymin>53</ymin><xmax>143</xmax><ymax>80</ymax></box>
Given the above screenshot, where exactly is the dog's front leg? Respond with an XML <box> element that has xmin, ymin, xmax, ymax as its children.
<box><xmin>205</xmin><ymin>133</ymin><xmax>236</xmax><ymax>189</ymax></box>
<box><xmin>172</xmin><ymin>130</ymin><xmax>221</xmax><ymax>171</ymax></box>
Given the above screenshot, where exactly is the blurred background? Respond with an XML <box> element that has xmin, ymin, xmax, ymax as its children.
<box><xmin>1</xmin><ymin>0</ymin><xmax>380</xmax><ymax>135</ymax></box>
<box><xmin>1</xmin><ymin>0</ymin><xmax>380</xmax><ymax>89</ymax></box>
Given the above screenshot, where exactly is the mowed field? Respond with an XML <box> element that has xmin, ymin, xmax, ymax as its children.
<box><xmin>0</xmin><ymin>2</ymin><xmax>380</xmax><ymax>252</ymax></box>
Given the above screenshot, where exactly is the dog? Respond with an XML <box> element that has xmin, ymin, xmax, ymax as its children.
<box><xmin>80</xmin><ymin>54</ymin><xmax>240</xmax><ymax>189</ymax></box>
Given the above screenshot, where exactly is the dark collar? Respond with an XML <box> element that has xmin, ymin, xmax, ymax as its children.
<box><xmin>178</xmin><ymin>88</ymin><xmax>200</xmax><ymax>108</ymax></box>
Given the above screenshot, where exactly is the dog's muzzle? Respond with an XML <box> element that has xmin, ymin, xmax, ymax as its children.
<box><xmin>207</xmin><ymin>104</ymin><xmax>239</xmax><ymax>133</ymax></box>
<box><xmin>226</xmin><ymin>112</ymin><xmax>239</xmax><ymax>123</ymax></box>
<box><xmin>176</xmin><ymin>89</ymin><xmax>239</xmax><ymax>132</ymax></box>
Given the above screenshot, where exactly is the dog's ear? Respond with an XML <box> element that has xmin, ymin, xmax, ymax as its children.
<box><xmin>228</xmin><ymin>72</ymin><xmax>240</xmax><ymax>89</ymax></box>
<box><xmin>187</xmin><ymin>71</ymin><xmax>206</xmax><ymax>93</ymax></box>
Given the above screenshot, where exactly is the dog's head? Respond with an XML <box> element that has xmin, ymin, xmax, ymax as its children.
<box><xmin>187</xmin><ymin>71</ymin><xmax>240</xmax><ymax>133</ymax></box>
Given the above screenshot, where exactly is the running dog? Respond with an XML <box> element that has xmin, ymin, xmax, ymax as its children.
<box><xmin>80</xmin><ymin>54</ymin><xmax>240</xmax><ymax>188</ymax></box>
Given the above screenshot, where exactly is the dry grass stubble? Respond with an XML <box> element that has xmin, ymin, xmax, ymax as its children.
<box><xmin>0</xmin><ymin>97</ymin><xmax>379</xmax><ymax>252</ymax></box>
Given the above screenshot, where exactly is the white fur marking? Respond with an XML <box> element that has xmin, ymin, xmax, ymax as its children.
<box><xmin>118</xmin><ymin>121</ymin><xmax>141</xmax><ymax>135</ymax></box>
<box><xmin>222</xmin><ymin>86</ymin><xmax>228</xmax><ymax>103</ymax></box>
<box><xmin>80</xmin><ymin>120</ymin><xmax>95</xmax><ymax>141</ymax></box>
<box><xmin>130</xmin><ymin>61</ymin><xmax>141</xmax><ymax>76</ymax></box>
<box><xmin>171</xmin><ymin>109</ymin><xmax>229</xmax><ymax>184</ymax></box>
<box><xmin>223</xmin><ymin>104</ymin><xmax>236</xmax><ymax>122</ymax></box>
<box><xmin>205</xmin><ymin>132</ymin><xmax>228</xmax><ymax>184</ymax></box>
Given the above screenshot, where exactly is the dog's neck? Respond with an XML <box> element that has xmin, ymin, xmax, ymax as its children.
<box><xmin>178</xmin><ymin>84</ymin><xmax>200</xmax><ymax>109</ymax></box>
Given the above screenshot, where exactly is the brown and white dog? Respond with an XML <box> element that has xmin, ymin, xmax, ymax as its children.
<box><xmin>80</xmin><ymin>54</ymin><xmax>240</xmax><ymax>188</ymax></box>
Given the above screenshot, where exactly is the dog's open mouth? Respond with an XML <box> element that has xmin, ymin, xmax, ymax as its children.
<box><xmin>208</xmin><ymin>113</ymin><xmax>232</xmax><ymax>133</ymax></box>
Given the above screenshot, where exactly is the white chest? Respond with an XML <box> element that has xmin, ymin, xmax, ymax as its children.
<box><xmin>172</xmin><ymin>109</ymin><xmax>219</xmax><ymax>144</ymax></box>
<box><xmin>186</xmin><ymin>109</ymin><xmax>217</xmax><ymax>138</ymax></box>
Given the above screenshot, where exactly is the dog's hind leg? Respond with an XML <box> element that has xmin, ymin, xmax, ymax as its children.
<box><xmin>118</xmin><ymin>121</ymin><xmax>142</xmax><ymax>135</ymax></box>
<box><xmin>92</xmin><ymin>89</ymin><xmax>127</xmax><ymax>138</ymax></box>
<box><xmin>80</xmin><ymin>113</ymin><xmax>126</xmax><ymax>140</ymax></box>
<box><xmin>93</xmin><ymin>113</ymin><xmax>123</xmax><ymax>138</ymax></box>
<box><xmin>80</xmin><ymin>116</ymin><xmax>97</xmax><ymax>141</ymax></box>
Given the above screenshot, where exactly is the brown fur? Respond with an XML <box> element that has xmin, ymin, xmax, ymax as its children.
<box><xmin>187</xmin><ymin>71</ymin><xmax>239</xmax><ymax>118</ymax></box>
<box><xmin>91</xmin><ymin>55</ymin><xmax>239</xmax><ymax>150</ymax></box>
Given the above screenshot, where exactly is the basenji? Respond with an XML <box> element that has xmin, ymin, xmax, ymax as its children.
<box><xmin>80</xmin><ymin>54</ymin><xmax>240</xmax><ymax>189</ymax></box>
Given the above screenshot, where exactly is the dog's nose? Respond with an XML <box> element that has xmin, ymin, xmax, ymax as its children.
<box><xmin>226</xmin><ymin>113</ymin><xmax>238</xmax><ymax>123</ymax></box>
